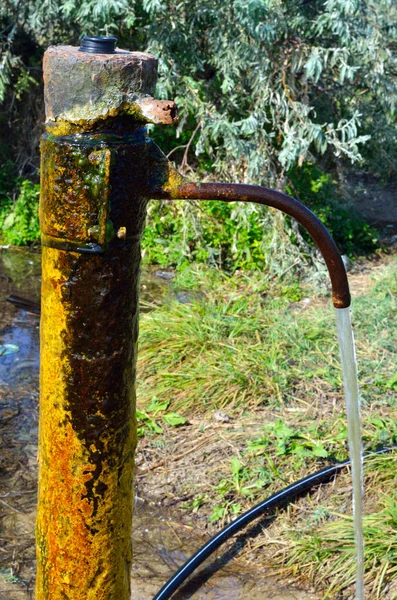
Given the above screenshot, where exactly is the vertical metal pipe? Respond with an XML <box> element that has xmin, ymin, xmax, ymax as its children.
<box><xmin>37</xmin><ymin>38</ymin><xmax>350</xmax><ymax>600</ymax></box>
<box><xmin>37</xmin><ymin>43</ymin><xmax>177</xmax><ymax>600</ymax></box>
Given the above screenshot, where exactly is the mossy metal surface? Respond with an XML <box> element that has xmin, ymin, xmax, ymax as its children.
<box><xmin>40</xmin><ymin>129</ymin><xmax>150</xmax><ymax>253</ymax></box>
<box><xmin>37</xmin><ymin>131</ymin><xmax>150</xmax><ymax>599</ymax></box>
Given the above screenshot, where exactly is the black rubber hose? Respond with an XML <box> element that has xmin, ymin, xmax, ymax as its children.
<box><xmin>6</xmin><ymin>295</ymin><xmax>40</xmax><ymax>314</ymax></box>
<box><xmin>153</xmin><ymin>446</ymin><xmax>395</xmax><ymax>600</ymax></box>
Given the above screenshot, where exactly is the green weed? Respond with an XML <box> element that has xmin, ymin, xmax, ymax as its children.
<box><xmin>136</xmin><ymin>397</ymin><xmax>187</xmax><ymax>437</ymax></box>
<box><xmin>182</xmin><ymin>494</ymin><xmax>209</xmax><ymax>514</ymax></box>
<box><xmin>0</xmin><ymin>179</ymin><xmax>40</xmax><ymax>245</ymax></box>
<box><xmin>209</xmin><ymin>501</ymin><xmax>242</xmax><ymax>523</ymax></box>
<box><xmin>215</xmin><ymin>456</ymin><xmax>272</xmax><ymax>501</ymax></box>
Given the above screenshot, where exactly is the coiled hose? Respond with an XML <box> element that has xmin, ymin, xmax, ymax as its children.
<box><xmin>153</xmin><ymin>446</ymin><xmax>395</xmax><ymax>600</ymax></box>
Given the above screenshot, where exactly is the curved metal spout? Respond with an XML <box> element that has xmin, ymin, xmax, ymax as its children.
<box><xmin>153</xmin><ymin>180</ymin><xmax>351</xmax><ymax>309</ymax></box>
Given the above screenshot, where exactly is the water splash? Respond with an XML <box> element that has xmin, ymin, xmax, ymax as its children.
<box><xmin>336</xmin><ymin>307</ymin><xmax>364</xmax><ymax>600</ymax></box>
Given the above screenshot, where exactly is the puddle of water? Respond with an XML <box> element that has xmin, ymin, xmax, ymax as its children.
<box><xmin>0</xmin><ymin>249</ymin><xmax>41</xmax><ymax>385</ymax></box>
<box><xmin>0</xmin><ymin>248</ymin><xmax>318</xmax><ymax>600</ymax></box>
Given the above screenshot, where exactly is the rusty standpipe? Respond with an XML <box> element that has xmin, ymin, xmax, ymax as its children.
<box><xmin>37</xmin><ymin>37</ymin><xmax>350</xmax><ymax>600</ymax></box>
<box><xmin>37</xmin><ymin>38</ymin><xmax>178</xmax><ymax>600</ymax></box>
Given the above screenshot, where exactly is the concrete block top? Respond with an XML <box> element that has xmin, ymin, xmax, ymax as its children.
<box><xmin>43</xmin><ymin>45</ymin><xmax>159</xmax><ymax>124</ymax></box>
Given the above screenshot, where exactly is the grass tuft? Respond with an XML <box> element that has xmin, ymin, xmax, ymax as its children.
<box><xmin>138</xmin><ymin>260</ymin><xmax>396</xmax><ymax>414</ymax></box>
<box><xmin>278</xmin><ymin>454</ymin><xmax>397</xmax><ymax>598</ymax></box>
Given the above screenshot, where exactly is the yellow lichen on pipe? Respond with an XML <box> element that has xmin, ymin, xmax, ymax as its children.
<box><xmin>37</xmin><ymin>250</ymin><xmax>135</xmax><ymax>598</ymax></box>
<box><xmin>37</xmin><ymin>129</ymin><xmax>150</xmax><ymax>599</ymax></box>
<box><xmin>37</xmin><ymin>40</ymin><xmax>179</xmax><ymax>600</ymax></box>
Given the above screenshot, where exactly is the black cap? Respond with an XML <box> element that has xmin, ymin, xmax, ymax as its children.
<box><xmin>80</xmin><ymin>36</ymin><xmax>117</xmax><ymax>54</ymax></box>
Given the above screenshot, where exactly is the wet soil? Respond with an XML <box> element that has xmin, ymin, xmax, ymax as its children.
<box><xmin>0</xmin><ymin>248</ymin><xmax>318</xmax><ymax>599</ymax></box>
<box><xmin>0</xmin><ymin>250</ymin><xmax>40</xmax><ymax>599</ymax></box>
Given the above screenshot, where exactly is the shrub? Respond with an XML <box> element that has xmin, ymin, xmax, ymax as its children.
<box><xmin>0</xmin><ymin>179</ymin><xmax>40</xmax><ymax>245</ymax></box>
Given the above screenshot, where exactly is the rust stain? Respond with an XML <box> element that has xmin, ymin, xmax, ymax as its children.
<box><xmin>136</xmin><ymin>98</ymin><xmax>179</xmax><ymax>125</ymax></box>
<box><xmin>151</xmin><ymin>179</ymin><xmax>351</xmax><ymax>309</ymax></box>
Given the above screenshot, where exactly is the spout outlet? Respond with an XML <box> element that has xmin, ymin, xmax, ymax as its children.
<box><xmin>150</xmin><ymin>171</ymin><xmax>351</xmax><ymax>308</ymax></box>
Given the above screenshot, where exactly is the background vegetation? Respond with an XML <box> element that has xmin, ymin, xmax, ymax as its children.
<box><xmin>1</xmin><ymin>0</ymin><xmax>395</xmax><ymax>269</ymax></box>
<box><xmin>0</xmin><ymin>2</ymin><xmax>396</xmax><ymax>597</ymax></box>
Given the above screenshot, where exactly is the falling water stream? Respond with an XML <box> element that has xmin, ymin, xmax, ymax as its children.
<box><xmin>336</xmin><ymin>307</ymin><xmax>364</xmax><ymax>600</ymax></box>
